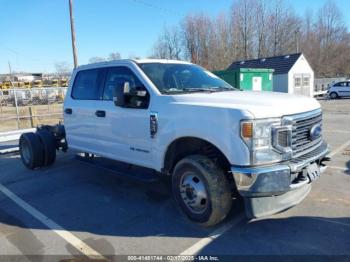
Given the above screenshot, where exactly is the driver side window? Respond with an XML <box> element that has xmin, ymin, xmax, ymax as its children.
<box><xmin>103</xmin><ymin>66</ymin><xmax>150</xmax><ymax>109</ymax></box>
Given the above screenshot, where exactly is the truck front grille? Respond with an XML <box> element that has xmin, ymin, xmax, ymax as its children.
<box><xmin>277</xmin><ymin>130</ymin><xmax>289</xmax><ymax>147</ymax></box>
<box><xmin>283</xmin><ymin>110</ymin><xmax>323</xmax><ymax>157</ymax></box>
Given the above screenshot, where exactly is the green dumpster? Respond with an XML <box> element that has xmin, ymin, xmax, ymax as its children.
<box><xmin>213</xmin><ymin>68</ymin><xmax>274</xmax><ymax>91</ymax></box>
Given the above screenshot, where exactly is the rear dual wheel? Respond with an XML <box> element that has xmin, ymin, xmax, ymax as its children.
<box><xmin>19</xmin><ymin>132</ymin><xmax>44</xmax><ymax>169</ymax></box>
<box><xmin>19</xmin><ymin>131</ymin><xmax>56</xmax><ymax>169</ymax></box>
<box><xmin>37</xmin><ymin>130</ymin><xmax>56</xmax><ymax>166</ymax></box>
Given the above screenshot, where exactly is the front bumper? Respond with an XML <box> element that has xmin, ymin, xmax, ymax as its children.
<box><xmin>231</xmin><ymin>142</ymin><xmax>330</xmax><ymax>218</ymax></box>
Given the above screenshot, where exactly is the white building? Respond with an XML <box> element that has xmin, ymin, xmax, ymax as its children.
<box><xmin>14</xmin><ymin>73</ymin><xmax>43</xmax><ymax>82</ymax></box>
<box><xmin>15</xmin><ymin>75</ymin><xmax>35</xmax><ymax>82</ymax></box>
<box><xmin>228</xmin><ymin>53</ymin><xmax>315</xmax><ymax>97</ymax></box>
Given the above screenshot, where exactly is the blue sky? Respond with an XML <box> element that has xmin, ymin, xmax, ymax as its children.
<box><xmin>0</xmin><ymin>0</ymin><xmax>349</xmax><ymax>74</ymax></box>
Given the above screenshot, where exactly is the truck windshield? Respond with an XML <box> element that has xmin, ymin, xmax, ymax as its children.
<box><xmin>138</xmin><ymin>63</ymin><xmax>236</xmax><ymax>94</ymax></box>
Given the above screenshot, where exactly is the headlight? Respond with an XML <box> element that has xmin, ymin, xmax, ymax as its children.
<box><xmin>241</xmin><ymin>118</ymin><xmax>282</xmax><ymax>165</ymax></box>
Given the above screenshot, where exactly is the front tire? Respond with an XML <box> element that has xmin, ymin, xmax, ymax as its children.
<box><xmin>172</xmin><ymin>155</ymin><xmax>232</xmax><ymax>227</ymax></box>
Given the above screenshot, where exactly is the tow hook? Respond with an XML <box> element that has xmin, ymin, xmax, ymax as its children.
<box><xmin>319</xmin><ymin>156</ymin><xmax>331</xmax><ymax>173</ymax></box>
<box><xmin>320</xmin><ymin>156</ymin><xmax>331</xmax><ymax>166</ymax></box>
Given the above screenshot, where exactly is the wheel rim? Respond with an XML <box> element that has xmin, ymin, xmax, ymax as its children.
<box><xmin>331</xmin><ymin>93</ymin><xmax>337</xmax><ymax>99</ymax></box>
<box><xmin>21</xmin><ymin>140</ymin><xmax>31</xmax><ymax>164</ymax></box>
<box><xmin>180</xmin><ymin>171</ymin><xmax>208</xmax><ymax>214</ymax></box>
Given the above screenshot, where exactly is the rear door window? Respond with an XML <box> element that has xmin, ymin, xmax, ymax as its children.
<box><xmin>72</xmin><ymin>68</ymin><xmax>104</xmax><ymax>100</ymax></box>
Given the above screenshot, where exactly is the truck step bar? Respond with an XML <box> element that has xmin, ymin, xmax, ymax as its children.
<box><xmin>75</xmin><ymin>154</ymin><xmax>161</xmax><ymax>183</ymax></box>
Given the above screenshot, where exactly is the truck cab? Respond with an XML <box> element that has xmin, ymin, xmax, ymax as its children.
<box><xmin>19</xmin><ymin>59</ymin><xmax>330</xmax><ymax>226</ymax></box>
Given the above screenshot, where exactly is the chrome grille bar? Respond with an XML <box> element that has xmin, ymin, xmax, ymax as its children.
<box><xmin>282</xmin><ymin>109</ymin><xmax>323</xmax><ymax>157</ymax></box>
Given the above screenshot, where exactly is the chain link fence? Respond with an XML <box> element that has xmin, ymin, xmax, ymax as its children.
<box><xmin>0</xmin><ymin>87</ymin><xmax>68</xmax><ymax>132</ymax></box>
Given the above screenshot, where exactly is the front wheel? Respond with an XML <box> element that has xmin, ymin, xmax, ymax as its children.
<box><xmin>172</xmin><ymin>155</ymin><xmax>232</xmax><ymax>226</ymax></box>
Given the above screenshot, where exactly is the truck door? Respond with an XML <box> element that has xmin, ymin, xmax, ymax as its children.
<box><xmin>64</xmin><ymin>68</ymin><xmax>106</xmax><ymax>154</ymax></box>
<box><xmin>95</xmin><ymin>66</ymin><xmax>153</xmax><ymax>168</ymax></box>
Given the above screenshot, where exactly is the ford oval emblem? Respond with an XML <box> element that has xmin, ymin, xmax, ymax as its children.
<box><xmin>310</xmin><ymin>124</ymin><xmax>322</xmax><ymax>140</ymax></box>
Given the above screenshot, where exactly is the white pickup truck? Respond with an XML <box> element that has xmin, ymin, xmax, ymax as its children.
<box><xmin>19</xmin><ymin>59</ymin><xmax>330</xmax><ymax>226</ymax></box>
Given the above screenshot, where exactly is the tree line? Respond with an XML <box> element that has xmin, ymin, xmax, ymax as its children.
<box><xmin>150</xmin><ymin>0</ymin><xmax>350</xmax><ymax>77</ymax></box>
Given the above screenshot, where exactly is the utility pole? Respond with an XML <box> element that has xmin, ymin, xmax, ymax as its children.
<box><xmin>8</xmin><ymin>61</ymin><xmax>12</xmax><ymax>82</ymax></box>
<box><xmin>9</xmin><ymin>60</ymin><xmax>19</xmax><ymax>129</ymax></box>
<box><xmin>295</xmin><ymin>29</ymin><xmax>300</xmax><ymax>53</ymax></box>
<box><xmin>69</xmin><ymin>0</ymin><xmax>78</xmax><ymax>68</ymax></box>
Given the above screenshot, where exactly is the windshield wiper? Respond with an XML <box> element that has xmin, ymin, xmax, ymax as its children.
<box><xmin>183</xmin><ymin>87</ymin><xmax>236</xmax><ymax>93</ymax></box>
<box><xmin>182</xmin><ymin>88</ymin><xmax>217</xmax><ymax>93</ymax></box>
<box><xmin>162</xmin><ymin>88</ymin><xmax>185</xmax><ymax>94</ymax></box>
<box><xmin>163</xmin><ymin>88</ymin><xmax>216</xmax><ymax>94</ymax></box>
<box><xmin>211</xmin><ymin>86</ymin><xmax>237</xmax><ymax>91</ymax></box>
<box><xmin>162</xmin><ymin>87</ymin><xmax>236</xmax><ymax>94</ymax></box>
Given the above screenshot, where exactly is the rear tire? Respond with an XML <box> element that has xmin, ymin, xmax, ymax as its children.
<box><xmin>37</xmin><ymin>130</ymin><xmax>56</xmax><ymax>166</ymax></box>
<box><xmin>172</xmin><ymin>155</ymin><xmax>232</xmax><ymax>227</ymax></box>
<box><xmin>330</xmin><ymin>92</ymin><xmax>338</xmax><ymax>99</ymax></box>
<box><xmin>19</xmin><ymin>132</ymin><xmax>45</xmax><ymax>169</ymax></box>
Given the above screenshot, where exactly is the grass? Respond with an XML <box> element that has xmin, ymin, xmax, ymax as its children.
<box><xmin>0</xmin><ymin>103</ymin><xmax>63</xmax><ymax>132</ymax></box>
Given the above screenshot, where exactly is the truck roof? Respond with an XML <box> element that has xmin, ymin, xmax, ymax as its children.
<box><xmin>76</xmin><ymin>59</ymin><xmax>191</xmax><ymax>71</ymax></box>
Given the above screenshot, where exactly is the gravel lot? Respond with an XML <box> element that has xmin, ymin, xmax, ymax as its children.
<box><xmin>0</xmin><ymin>98</ymin><xmax>349</xmax><ymax>261</ymax></box>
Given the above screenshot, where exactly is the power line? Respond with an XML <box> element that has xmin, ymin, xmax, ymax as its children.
<box><xmin>0</xmin><ymin>44</ymin><xmax>18</xmax><ymax>55</ymax></box>
<box><xmin>0</xmin><ymin>43</ymin><xmax>61</xmax><ymax>67</ymax></box>
<box><xmin>129</xmin><ymin>0</ymin><xmax>185</xmax><ymax>17</ymax></box>
<box><xmin>0</xmin><ymin>44</ymin><xmax>44</xmax><ymax>62</ymax></box>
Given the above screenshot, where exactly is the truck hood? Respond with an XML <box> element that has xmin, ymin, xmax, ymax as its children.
<box><xmin>171</xmin><ymin>91</ymin><xmax>320</xmax><ymax>118</ymax></box>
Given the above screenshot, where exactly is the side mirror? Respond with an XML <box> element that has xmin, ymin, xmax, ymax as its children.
<box><xmin>113</xmin><ymin>81</ymin><xmax>149</xmax><ymax>108</ymax></box>
<box><xmin>112</xmin><ymin>83</ymin><xmax>127</xmax><ymax>107</ymax></box>
<box><xmin>124</xmin><ymin>81</ymin><xmax>147</xmax><ymax>97</ymax></box>
<box><xmin>135</xmin><ymin>90</ymin><xmax>147</xmax><ymax>97</ymax></box>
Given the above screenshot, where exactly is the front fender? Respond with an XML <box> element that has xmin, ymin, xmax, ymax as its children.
<box><xmin>151</xmin><ymin>103</ymin><xmax>252</xmax><ymax>171</ymax></box>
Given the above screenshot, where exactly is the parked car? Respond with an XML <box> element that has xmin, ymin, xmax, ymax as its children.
<box><xmin>18</xmin><ymin>59</ymin><xmax>330</xmax><ymax>226</ymax></box>
<box><xmin>327</xmin><ymin>81</ymin><xmax>350</xmax><ymax>99</ymax></box>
